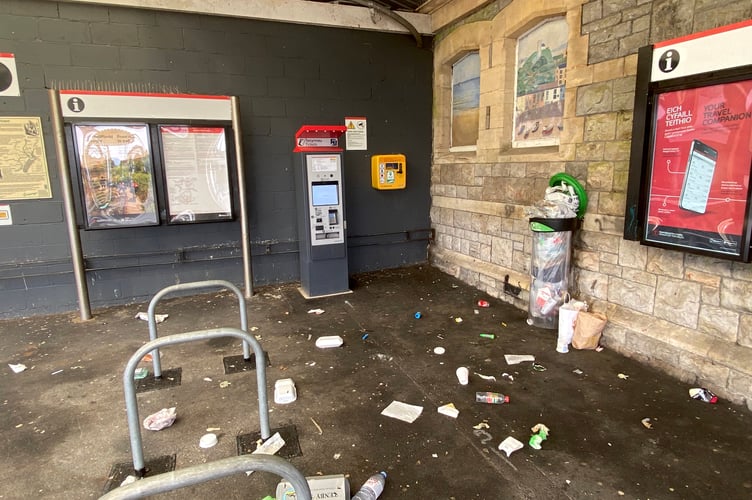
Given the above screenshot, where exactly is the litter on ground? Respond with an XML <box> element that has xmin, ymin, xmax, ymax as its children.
<box><xmin>135</xmin><ymin>312</ymin><xmax>168</xmax><ymax>322</ymax></box>
<box><xmin>505</xmin><ymin>354</ymin><xmax>535</xmax><ymax>365</ymax></box>
<box><xmin>381</xmin><ymin>401</ymin><xmax>423</xmax><ymax>423</ymax></box>
<box><xmin>498</xmin><ymin>436</ymin><xmax>524</xmax><ymax>457</ymax></box>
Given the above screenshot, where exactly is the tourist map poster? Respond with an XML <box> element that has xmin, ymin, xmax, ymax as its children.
<box><xmin>0</xmin><ymin>117</ymin><xmax>52</xmax><ymax>200</ymax></box>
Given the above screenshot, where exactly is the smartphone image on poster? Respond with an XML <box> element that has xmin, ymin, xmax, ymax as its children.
<box><xmin>679</xmin><ymin>140</ymin><xmax>718</xmax><ymax>214</ymax></box>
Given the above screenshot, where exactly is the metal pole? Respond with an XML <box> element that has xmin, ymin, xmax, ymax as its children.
<box><xmin>146</xmin><ymin>280</ymin><xmax>252</xmax><ymax>376</ymax></box>
<box><xmin>231</xmin><ymin>96</ymin><xmax>254</xmax><ymax>299</ymax></box>
<box><xmin>123</xmin><ymin>327</ymin><xmax>269</xmax><ymax>476</ymax></box>
<box><xmin>48</xmin><ymin>89</ymin><xmax>91</xmax><ymax>321</ymax></box>
<box><xmin>99</xmin><ymin>454</ymin><xmax>311</xmax><ymax>500</ymax></box>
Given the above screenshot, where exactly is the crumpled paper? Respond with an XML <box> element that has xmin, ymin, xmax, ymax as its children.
<box><xmin>143</xmin><ymin>407</ymin><xmax>177</xmax><ymax>431</ymax></box>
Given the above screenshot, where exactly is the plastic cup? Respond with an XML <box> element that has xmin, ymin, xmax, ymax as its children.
<box><xmin>456</xmin><ymin>366</ymin><xmax>469</xmax><ymax>385</ymax></box>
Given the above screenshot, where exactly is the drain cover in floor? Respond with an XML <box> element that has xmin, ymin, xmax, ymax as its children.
<box><xmin>135</xmin><ymin>367</ymin><xmax>182</xmax><ymax>393</ymax></box>
<box><xmin>237</xmin><ymin>424</ymin><xmax>301</xmax><ymax>459</ymax></box>
<box><xmin>102</xmin><ymin>454</ymin><xmax>176</xmax><ymax>494</ymax></box>
<box><xmin>223</xmin><ymin>352</ymin><xmax>271</xmax><ymax>374</ymax></box>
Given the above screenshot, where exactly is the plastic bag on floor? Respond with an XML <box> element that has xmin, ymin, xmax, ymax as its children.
<box><xmin>143</xmin><ymin>407</ymin><xmax>177</xmax><ymax>431</ymax></box>
<box><xmin>557</xmin><ymin>298</ymin><xmax>588</xmax><ymax>353</ymax></box>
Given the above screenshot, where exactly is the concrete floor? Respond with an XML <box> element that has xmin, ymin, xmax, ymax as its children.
<box><xmin>1</xmin><ymin>264</ymin><xmax>751</xmax><ymax>499</ymax></box>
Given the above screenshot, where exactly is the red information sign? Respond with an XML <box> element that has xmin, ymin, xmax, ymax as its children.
<box><xmin>645</xmin><ymin>79</ymin><xmax>752</xmax><ymax>256</ymax></box>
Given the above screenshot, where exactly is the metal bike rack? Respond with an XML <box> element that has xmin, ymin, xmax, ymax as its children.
<box><xmin>146</xmin><ymin>280</ymin><xmax>251</xmax><ymax>378</ymax></box>
<box><xmin>123</xmin><ymin>327</ymin><xmax>270</xmax><ymax>476</ymax></box>
<box><xmin>99</xmin><ymin>454</ymin><xmax>311</xmax><ymax>500</ymax></box>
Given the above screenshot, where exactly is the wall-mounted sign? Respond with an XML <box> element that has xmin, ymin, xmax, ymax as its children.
<box><xmin>0</xmin><ymin>204</ymin><xmax>12</xmax><ymax>225</ymax></box>
<box><xmin>0</xmin><ymin>53</ymin><xmax>20</xmax><ymax>97</ymax></box>
<box><xmin>644</xmin><ymin>80</ymin><xmax>752</xmax><ymax>256</ymax></box>
<box><xmin>59</xmin><ymin>90</ymin><xmax>232</xmax><ymax>121</ymax></box>
<box><xmin>345</xmin><ymin>116</ymin><xmax>367</xmax><ymax>150</ymax></box>
<box><xmin>626</xmin><ymin>20</ymin><xmax>752</xmax><ymax>261</ymax></box>
<box><xmin>0</xmin><ymin>117</ymin><xmax>52</xmax><ymax>200</ymax></box>
<box><xmin>159</xmin><ymin>126</ymin><xmax>232</xmax><ymax>223</ymax></box>
<box><xmin>72</xmin><ymin>123</ymin><xmax>158</xmax><ymax>229</ymax></box>
<box><xmin>650</xmin><ymin>20</ymin><xmax>752</xmax><ymax>82</ymax></box>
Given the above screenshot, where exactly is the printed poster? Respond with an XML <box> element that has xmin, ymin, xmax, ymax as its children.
<box><xmin>160</xmin><ymin>126</ymin><xmax>232</xmax><ymax>223</ymax></box>
<box><xmin>645</xmin><ymin>79</ymin><xmax>752</xmax><ymax>256</ymax></box>
<box><xmin>0</xmin><ymin>117</ymin><xmax>52</xmax><ymax>200</ymax></box>
<box><xmin>73</xmin><ymin>123</ymin><xmax>158</xmax><ymax>228</ymax></box>
<box><xmin>345</xmin><ymin>117</ymin><xmax>367</xmax><ymax>150</ymax></box>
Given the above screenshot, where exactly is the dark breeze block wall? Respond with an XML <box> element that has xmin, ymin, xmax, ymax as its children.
<box><xmin>0</xmin><ymin>0</ymin><xmax>433</xmax><ymax>318</ymax></box>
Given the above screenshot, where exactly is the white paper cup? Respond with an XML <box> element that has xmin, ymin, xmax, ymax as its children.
<box><xmin>456</xmin><ymin>366</ymin><xmax>469</xmax><ymax>385</ymax></box>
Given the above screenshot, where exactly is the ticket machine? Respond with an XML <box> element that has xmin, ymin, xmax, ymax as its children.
<box><xmin>293</xmin><ymin>125</ymin><xmax>351</xmax><ymax>298</ymax></box>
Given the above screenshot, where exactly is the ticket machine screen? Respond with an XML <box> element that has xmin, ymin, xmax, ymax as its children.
<box><xmin>311</xmin><ymin>182</ymin><xmax>339</xmax><ymax>206</ymax></box>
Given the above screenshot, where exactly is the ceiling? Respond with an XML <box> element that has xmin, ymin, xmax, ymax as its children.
<box><xmin>306</xmin><ymin>0</ymin><xmax>426</xmax><ymax>13</ymax></box>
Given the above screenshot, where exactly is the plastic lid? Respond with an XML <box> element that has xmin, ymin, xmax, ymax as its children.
<box><xmin>199</xmin><ymin>433</ymin><xmax>218</xmax><ymax>448</ymax></box>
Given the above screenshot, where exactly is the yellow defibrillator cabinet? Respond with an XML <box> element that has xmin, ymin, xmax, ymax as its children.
<box><xmin>371</xmin><ymin>154</ymin><xmax>406</xmax><ymax>190</ymax></box>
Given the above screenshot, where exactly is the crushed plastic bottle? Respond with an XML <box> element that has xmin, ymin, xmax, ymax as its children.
<box><xmin>351</xmin><ymin>471</ymin><xmax>387</xmax><ymax>500</ymax></box>
<box><xmin>475</xmin><ymin>392</ymin><xmax>509</xmax><ymax>404</ymax></box>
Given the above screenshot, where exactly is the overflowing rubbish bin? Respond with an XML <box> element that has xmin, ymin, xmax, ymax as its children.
<box><xmin>527</xmin><ymin>218</ymin><xmax>577</xmax><ymax>329</ymax></box>
<box><xmin>525</xmin><ymin>173</ymin><xmax>587</xmax><ymax>329</ymax></box>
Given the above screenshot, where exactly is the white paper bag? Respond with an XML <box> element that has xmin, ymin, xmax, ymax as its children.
<box><xmin>557</xmin><ymin>299</ymin><xmax>587</xmax><ymax>353</ymax></box>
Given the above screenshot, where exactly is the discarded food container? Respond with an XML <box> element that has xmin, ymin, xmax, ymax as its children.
<box><xmin>8</xmin><ymin>363</ymin><xmax>27</xmax><ymax>374</ymax></box>
<box><xmin>351</xmin><ymin>471</ymin><xmax>387</xmax><ymax>500</ymax></box>
<box><xmin>199</xmin><ymin>432</ymin><xmax>218</xmax><ymax>448</ymax></box>
<box><xmin>456</xmin><ymin>367</ymin><xmax>469</xmax><ymax>385</ymax></box>
<box><xmin>689</xmin><ymin>387</ymin><xmax>718</xmax><ymax>404</ymax></box>
<box><xmin>477</xmin><ymin>299</ymin><xmax>490</xmax><ymax>308</ymax></box>
<box><xmin>498</xmin><ymin>436</ymin><xmax>524</xmax><ymax>457</ymax></box>
<box><xmin>475</xmin><ymin>392</ymin><xmax>509</xmax><ymax>404</ymax></box>
<box><xmin>274</xmin><ymin>378</ymin><xmax>297</xmax><ymax>404</ymax></box>
<box><xmin>437</xmin><ymin>403</ymin><xmax>459</xmax><ymax>418</ymax></box>
<box><xmin>276</xmin><ymin>474</ymin><xmax>350</xmax><ymax>500</ymax></box>
<box><xmin>315</xmin><ymin>335</ymin><xmax>344</xmax><ymax>348</ymax></box>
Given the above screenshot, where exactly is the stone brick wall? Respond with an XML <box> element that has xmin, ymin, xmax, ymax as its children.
<box><xmin>429</xmin><ymin>0</ymin><xmax>752</xmax><ymax>409</ymax></box>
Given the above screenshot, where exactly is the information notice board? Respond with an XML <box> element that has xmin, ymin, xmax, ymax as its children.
<box><xmin>626</xmin><ymin>20</ymin><xmax>752</xmax><ymax>261</ymax></box>
<box><xmin>159</xmin><ymin>125</ymin><xmax>232</xmax><ymax>223</ymax></box>
<box><xmin>645</xmin><ymin>80</ymin><xmax>752</xmax><ymax>256</ymax></box>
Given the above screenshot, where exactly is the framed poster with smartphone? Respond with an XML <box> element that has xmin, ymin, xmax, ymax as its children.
<box><xmin>626</xmin><ymin>20</ymin><xmax>752</xmax><ymax>261</ymax></box>
<box><xmin>643</xmin><ymin>80</ymin><xmax>752</xmax><ymax>257</ymax></box>
<box><xmin>159</xmin><ymin>125</ymin><xmax>233</xmax><ymax>223</ymax></box>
